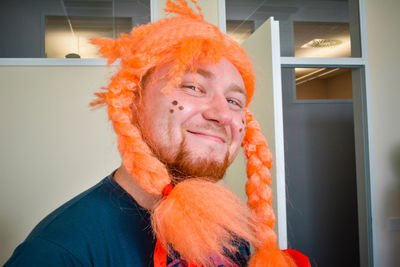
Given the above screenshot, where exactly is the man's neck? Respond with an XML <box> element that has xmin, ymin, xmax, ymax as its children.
<box><xmin>113</xmin><ymin>165</ymin><xmax>161</xmax><ymax>210</ymax></box>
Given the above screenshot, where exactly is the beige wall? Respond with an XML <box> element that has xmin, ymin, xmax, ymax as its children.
<box><xmin>296</xmin><ymin>70</ymin><xmax>353</xmax><ymax>100</ymax></box>
<box><xmin>327</xmin><ymin>71</ymin><xmax>352</xmax><ymax>99</ymax></box>
<box><xmin>0</xmin><ymin>66</ymin><xmax>121</xmax><ymax>264</ymax></box>
<box><xmin>366</xmin><ymin>0</ymin><xmax>400</xmax><ymax>266</ymax></box>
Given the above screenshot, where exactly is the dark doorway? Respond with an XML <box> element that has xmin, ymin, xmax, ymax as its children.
<box><xmin>282</xmin><ymin>68</ymin><xmax>360</xmax><ymax>267</ymax></box>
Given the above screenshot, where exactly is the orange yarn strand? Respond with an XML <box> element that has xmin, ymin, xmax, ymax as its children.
<box><xmin>164</xmin><ymin>0</ymin><xmax>204</xmax><ymax>20</ymax></box>
<box><xmin>152</xmin><ymin>179</ymin><xmax>258</xmax><ymax>267</ymax></box>
<box><xmin>243</xmin><ymin>110</ymin><xmax>274</xmax><ymax>229</ymax></box>
<box><xmin>243</xmin><ymin>109</ymin><xmax>296</xmax><ymax>267</ymax></box>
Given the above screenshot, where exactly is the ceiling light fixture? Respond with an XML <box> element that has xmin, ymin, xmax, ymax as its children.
<box><xmin>301</xmin><ymin>38</ymin><xmax>342</xmax><ymax>48</ymax></box>
<box><xmin>296</xmin><ymin>68</ymin><xmax>340</xmax><ymax>86</ymax></box>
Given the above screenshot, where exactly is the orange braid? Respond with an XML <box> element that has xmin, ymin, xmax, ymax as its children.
<box><xmin>243</xmin><ymin>110</ymin><xmax>274</xmax><ymax>230</ymax></box>
<box><xmin>152</xmin><ymin>179</ymin><xmax>258</xmax><ymax>266</ymax></box>
<box><xmin>243</xmin><ymin>110</ymin><xmax>296</xmax><ymax>266</ymax></box>
<box><xmin>96</xmin><ymin>69</ymin><xmax>171</xmax><ymax>194</ymax></box>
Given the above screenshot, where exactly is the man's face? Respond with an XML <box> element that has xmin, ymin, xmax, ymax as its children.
<box><xmin>136</xmin><ymin>58</ymin><xmax>247</xmax><ymax>181</ymax></box>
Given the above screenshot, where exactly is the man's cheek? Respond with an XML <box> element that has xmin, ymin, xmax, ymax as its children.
<box><xmin>233</xmin><ymin>115</ymin><xmax>246</xmax><ymax>138</ymax></box>
<box><xmin>166</xmin><ymin>97</ymin><xmax>195</xmax><ymax>114</ymax></box>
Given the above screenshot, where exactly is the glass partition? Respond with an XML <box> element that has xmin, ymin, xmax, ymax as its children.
<box><xmin>0</xmin><ymin>0</ymin><xmax>150</xmax><ymax>58</ymax></box>
<box><xmin>295</xmin><ymin>67</ymin><xmax>353</xmax><ymax>100</ymax></box>
<box><xmin>226</xmin><ymin>0</ymin><xmax>361</xmax><ymax>57</ymax></box>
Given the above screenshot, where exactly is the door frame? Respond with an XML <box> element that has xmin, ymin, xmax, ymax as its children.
<box><xmin>279</xmin><ymin>0</ymin><xmax>375</xmax><ymax>266</ymax></box>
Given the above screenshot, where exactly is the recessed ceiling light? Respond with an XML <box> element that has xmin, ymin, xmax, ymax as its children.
<box><xmin>301</xmin><ymin>39</ymin><xmax>342</xmax><ymax>48</ymax></box>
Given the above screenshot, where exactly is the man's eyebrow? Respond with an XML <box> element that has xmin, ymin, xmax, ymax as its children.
<box><xmin>229</xmin><ymin>84</ymin><xmax>247</xmax><ymax>98</ymax></box>
<box><xmin>196</xmin><ymin>68</ymin><xmax>215</xmax><ymax>79</ymax></box>
<box><xmin>191</xmin><ymin>68</ymin><xmax>247</xmax><ymax>98</ymax></box>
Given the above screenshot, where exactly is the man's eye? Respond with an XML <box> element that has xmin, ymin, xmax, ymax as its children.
<box><xmin>227</xmin><ymin>98</ymin><xmax>242</xmax><ymax>108</ymax></box>
<box><xmin>185</xmin><ymin>85</ymin><xmax>198</xmax><ymax>91</ymax></box>
<box><xmin>182</xmin><ymin>85</ymin><xmax>202</xmax><ymax>94</ymax></box>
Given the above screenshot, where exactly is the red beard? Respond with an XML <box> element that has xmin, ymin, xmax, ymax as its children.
<box><xmin>165</xmin><ymin>137</ymin><xmax>230</xmax><ymax>184</ymax></box>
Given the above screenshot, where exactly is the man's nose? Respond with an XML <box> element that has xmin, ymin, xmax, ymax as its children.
<box><xmin>202</xmin><ymin>94</ymin><xmax>233</xmax><ymax>125</ymax></box>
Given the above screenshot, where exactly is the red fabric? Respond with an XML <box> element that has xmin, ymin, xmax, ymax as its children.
<box><xmin>283</xmin><ymin>249</ymin><xmax>311</xmax><ymax>267</ymax></box>
<box><xmin>162</xmin><ymin>184</ymin><xmax>174</xmax><ymax>197</ymax></box>
<box><xmin>155</xmin><ymin>241</ymin><xmax>310</xmax><ymax>267</ymax></box>
<box><xmin>187</xmin><ymin>261</ymin><xmax>199</xmax><ymax>267</ymax></box>
<box><xmin>154</xmin><ymin>239</ymin><xmax>168</xmax><ymax>267</ymax></box>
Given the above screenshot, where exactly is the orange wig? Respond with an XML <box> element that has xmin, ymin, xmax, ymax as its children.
<box><xmin>91</xmin><ymin>0</ymin><xmax>299</xmax><ymax>266</ymax></box>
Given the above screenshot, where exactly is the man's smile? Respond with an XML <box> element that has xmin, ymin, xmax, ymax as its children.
<box><xmin>186</xmin><ymin>130</ymin><xmax>226</xmax><ymax>144</ymax></box>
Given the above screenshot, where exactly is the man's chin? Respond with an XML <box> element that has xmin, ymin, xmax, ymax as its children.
<box><xmin>166</xmin><ymin>152</ymin><xmax>230</xmax><ymax>184</ymax></box>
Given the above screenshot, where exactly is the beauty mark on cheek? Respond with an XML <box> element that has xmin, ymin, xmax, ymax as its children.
<box><xmin>179</xmin><ymin>106</ymin><xmax>184</xmax><ymax>110</ymax></box>
<box><xmin>239</xmin><ymin>128</ymin><xmax>243</xmax><ymax>133</ymax></box>
<box><xmin>170</xmin><ymin>109</ymin><xmax>174</xmax><ymax>113</ymax></box>
<box><xmin>172</xmin><ymin>100</ymin><xmax>178</xmax><ymax>105</ymax></box>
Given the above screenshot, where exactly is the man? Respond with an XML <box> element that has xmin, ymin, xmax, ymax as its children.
<box><xmin>5</xmin><ymin>1</ymin><xmax>309</xmax><ymax>266</ymax></box>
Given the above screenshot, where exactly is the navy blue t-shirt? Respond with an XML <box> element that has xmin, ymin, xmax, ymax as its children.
<box><xmin>5</xmin><ymin>173</ymin><xmax>249</xmax><ymax>266</ymax></box>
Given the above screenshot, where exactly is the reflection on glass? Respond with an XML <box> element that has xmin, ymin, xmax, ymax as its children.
<box><xmin>296</xmin><ymin>68</ymin><xmax>353</xmax><ymax>100</ymax></box>
<box><xmin>294</xmin><ymin>22</ymin><xmax>351</xmax><ymax>58</ymax></box>
<box><xmin>226</xmin><ymin>20</ymin><xmax>254</xmax><ymax>44</ymax></box>
<box><xmin>0</xmin><ymin>0</ymin><xmax>150</xmax><ymax>58</ymax></box>
<box><xmin>45</xmin><ymin>16</ymin><xmax>132</xmax><ymax>58</ymax></box>
<box><xmin>225</xmin><ymin>0</ymin><xmax>359</xmax><ymax>58</ymax></box>
<box><xmin>44</xmin><ymin>0</ymin><xmax>150</xmax><ymax>58</ymax></box>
